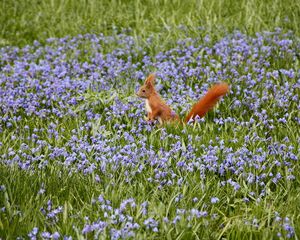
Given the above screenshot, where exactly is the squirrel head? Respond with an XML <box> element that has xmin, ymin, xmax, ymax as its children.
<box><xmin>136</xmin><ymin>73</ymin><xmax>156</xmax><ymax>98</ymax></box>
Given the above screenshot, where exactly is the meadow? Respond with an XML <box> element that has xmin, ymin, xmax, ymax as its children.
<box><xmin>0</xmin><ymin>0</ymin><xmax>300</xmax><ymax>239</ymax></box>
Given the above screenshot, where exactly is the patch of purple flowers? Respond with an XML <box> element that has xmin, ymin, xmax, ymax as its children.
<box><xmin>1</xmin><ymin>28</ymin><xmax>299</xmax><ymax>238</ymax></box>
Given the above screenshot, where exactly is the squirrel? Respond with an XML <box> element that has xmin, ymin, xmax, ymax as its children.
<box><xmin>136</xmin><ymin>73</ymin><xmax>229</xmax><ymax>125</ymax></box>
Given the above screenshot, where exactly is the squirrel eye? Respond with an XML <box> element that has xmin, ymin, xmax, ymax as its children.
<box><xmin>142</xmin><ymin>90</ymin><xmax>145</xmax><ymax>92</ymax></box>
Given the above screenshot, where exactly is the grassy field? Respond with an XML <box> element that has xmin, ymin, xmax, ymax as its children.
<box><xmin>1</xmin><ymin>0</ymin><xmax>300</xmax><ymax>239</ymax></box>
<box><xmin>1</xmin><ymin>0</ymin><xmax>300</xmax><ymax>47</ymax></box>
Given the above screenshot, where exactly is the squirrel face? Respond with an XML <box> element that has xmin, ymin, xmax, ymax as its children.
<box><xmin>136</xmin><ymin>74</ymin><xmax>156</xmax><ymax>98</ymax></box>
<box><xmin>136</xmin><ymin>84</ymin><xmax>153</xmax><ymax>98</ymax></box>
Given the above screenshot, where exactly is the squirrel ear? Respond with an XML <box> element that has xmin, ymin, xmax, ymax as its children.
<box><xmin>145</xmin><ymin>73</ymin><xmax>155</xmax><ymax>86</ymax></box>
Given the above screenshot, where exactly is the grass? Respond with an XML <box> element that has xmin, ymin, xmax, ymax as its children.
<box><xmin>0</xmin><ymin>0</ymin><xmax>300</xmax><ymax>239</ymax></box>
<box><xmin>1</xmin><ymin>0</ymin><xmax>300</xmax><ymax>47</ymax></box>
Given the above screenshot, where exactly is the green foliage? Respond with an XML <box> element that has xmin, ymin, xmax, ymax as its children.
<box><xmin>1</xmin><ymin>0</ymin><xmax>300</xmax><ymax>47</ymax></box>
<box><xmin>1</xmin><ymin>0</ymin><xmax>300</xmax><ymax>239</ymax></box>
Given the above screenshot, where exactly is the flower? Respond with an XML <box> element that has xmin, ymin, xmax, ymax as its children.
<box><xmin>211</xmin><ymin>197</ymin><xmax>219</xmax><ymax>204</ymax></box>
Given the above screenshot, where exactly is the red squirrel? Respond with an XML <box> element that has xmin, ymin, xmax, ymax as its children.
<box><xmin>136</xmin><ymin>73</ymin><xmax>229</xmax><ymax>124</ymax></box>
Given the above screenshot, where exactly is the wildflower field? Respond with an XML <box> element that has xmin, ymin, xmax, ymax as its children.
<box><xmin>0</xmin><ymin>0</ymin><xmax>300</xmax><ymax>239</ymax></box>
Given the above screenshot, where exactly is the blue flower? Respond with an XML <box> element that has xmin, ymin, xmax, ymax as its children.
<box><xmin>211</xmin><ymin>197</ymin><xmax>219</xmax><ymax>204</ymax></box>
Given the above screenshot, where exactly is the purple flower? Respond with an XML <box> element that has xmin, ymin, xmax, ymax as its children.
<box><xmin>211</xmin><ymin>197</ymin><xmax>219</xmax><ymax>204</ymax></box>
<box><xmin>52</xmin><ymin>232</ymin><xmax>60</xmax><ymax>240</ymax></box>
<box><xmin>144</xmin><ymin>218</ymin><xmax>158</xmax><ymax>232</ymax></box>
<box><xmin>28</xmin><ymin>227</ymin><xmax>38</xmax><ymax>240</ymax></box>
<box><xmin>41</xmin><ymin>232</ymin><xmax>51</xmax><ymax>239</ymax></box>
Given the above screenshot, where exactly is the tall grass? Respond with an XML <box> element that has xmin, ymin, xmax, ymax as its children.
<box><xmin>1</xmin><ymin>0</ymin><xmax>300</xmax><ymax>47</ymax></box>
<box><xmin>1</xmin><ymin>0</ymin><xmax>300</xmax><ymax>239</ymax></box>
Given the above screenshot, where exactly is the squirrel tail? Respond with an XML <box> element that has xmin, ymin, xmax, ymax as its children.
<box><xmin>185</xmin><ymin>83</ymin><xmax>229</xmax><ymax>123</ymax></box>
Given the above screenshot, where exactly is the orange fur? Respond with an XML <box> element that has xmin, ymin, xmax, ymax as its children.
<box><xmin>136</xmin><ymin>74</ymin><xmax>229</xmax><ymax>125</ymax></box>
<box><xmin>185</xmin><ymin>83</ymin><xmax>229</xmax><ymax>122</ymax></box>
